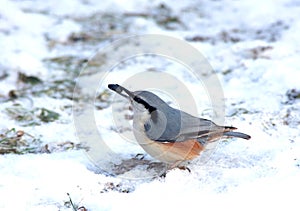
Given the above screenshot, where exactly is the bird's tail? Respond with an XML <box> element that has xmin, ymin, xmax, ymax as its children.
<box><xmin>198</xmin><ymin>126</ymin><xmax>251</xmax><ymax>144</ymax></box>
<box><xmin>221</xmin><ymin>126</ymin><xmax>251</xmax><ymax>140</ymax></box>
<box><xmin>223</xmin><ymin>131</ymin><xmax>251</xmax><ymax>140</ymax></box>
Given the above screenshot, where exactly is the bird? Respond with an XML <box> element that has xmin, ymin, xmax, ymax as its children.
<box><xmin>108</xmin><ymin>84</ymin><xmax>251</xmax><ymax>171</ymax></box>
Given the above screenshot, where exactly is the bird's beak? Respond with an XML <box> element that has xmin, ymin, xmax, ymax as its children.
<box><xmin>108</xmin><ymin>84</ymin><xmax>135</xmax><ymax>100</ymax></box>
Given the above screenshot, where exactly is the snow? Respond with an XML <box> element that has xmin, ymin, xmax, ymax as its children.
<box><xmin>1</xmin><ymin>0</ymin><xmax>300</xmax><ymax>210</ymax></box>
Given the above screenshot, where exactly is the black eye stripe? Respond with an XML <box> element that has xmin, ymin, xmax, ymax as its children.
<box><xmin>133</xmin><ymin>96</ymin><xmax>156</xmax><ymax>113</ymax></box>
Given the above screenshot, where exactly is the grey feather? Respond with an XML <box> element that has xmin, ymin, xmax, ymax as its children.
<box><xmin>141</xmin><ymin>94</ymin><xmax>224</xmax><ymax>143</ymax></box>
<box><xmin>223</xmin><ymin>131</ymin><xmax>251</xmax><ymax>140</ymax></box>
<box><xmin>109</xmin><ymin>85</ymin><xmax>251</xmax><ymax>145</ymax></box>
<box><xmin>133</xmin><ymin>90</ymin><xmax>250</xmax><ymax>143</ymax></box>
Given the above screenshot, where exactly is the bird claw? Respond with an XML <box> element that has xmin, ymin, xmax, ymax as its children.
<box><xmin>134</xmin><ymin>153</ymin><xmax>145</xmax><ymax>160</ymax></box>
<box><xmin>159</xmin><ymin>165</ymin><xmax>191</xmax><ymax>178</ymax></box>
<box><xmin>177</xmin><ymin>166</ymin><xmax>191</xmax><ymax>173</ymax></box>
<box><xmin>159</xmin><ymin>171</ymin><xmax>167</xmax><ymax>178</ymax></box>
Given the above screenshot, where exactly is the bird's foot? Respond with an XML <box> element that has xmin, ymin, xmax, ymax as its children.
<box><xmin>159</xmin><ymin>164</ymin><xmax>191</xmax><ymax>178</ymax></box>
<box><xmin>177</xmin><ymin>166</ymin><xmax>191</xmax><ymax>173</ymax></box>
<box><xmin>134</xmin><ymin>153</ymin><xmax>145</xmax><ymax>160</ymax></box>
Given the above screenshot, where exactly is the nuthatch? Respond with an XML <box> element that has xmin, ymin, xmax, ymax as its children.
<box><xmin>108</xmin><ymin>84</ymin><xmax>251</xmax><ymax>169</ymax></box>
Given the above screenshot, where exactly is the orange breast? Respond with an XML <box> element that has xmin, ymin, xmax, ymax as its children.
<box><xmin>139</xmin><ymin>139</ymin><xmax>204</xmax><ymax>164</ymax></box>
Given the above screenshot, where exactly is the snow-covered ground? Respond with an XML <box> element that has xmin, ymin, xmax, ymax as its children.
<box><xmin>1</xmin><ymin>0</ymin><xmax>300</xmax><ymax>210</ymax></box>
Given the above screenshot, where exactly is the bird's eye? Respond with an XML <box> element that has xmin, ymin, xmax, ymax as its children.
<box><xmin>133</xmin><ymin>96</ymin><xmax>156</xmax><ymax>113</ymax></box>
<box><xmin>144</xmin><ymin>122</ymin><xmax>151</xmax><ymax>131</ymax></box>
<box><xmin>133</xmin><ymin>96</ymin><xmax>147</xmax><ymax>106</ymax></box>
<box><xmin>133</xmin><ymin>96</ymin><xmax>141</xmax><ymax>103</ymax></box>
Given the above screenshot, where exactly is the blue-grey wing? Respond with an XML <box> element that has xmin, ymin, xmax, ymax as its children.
<box><xmin>144</xmin><ymin>108</ymin><xmax>224</xmax><ymax>143</ymax></box>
